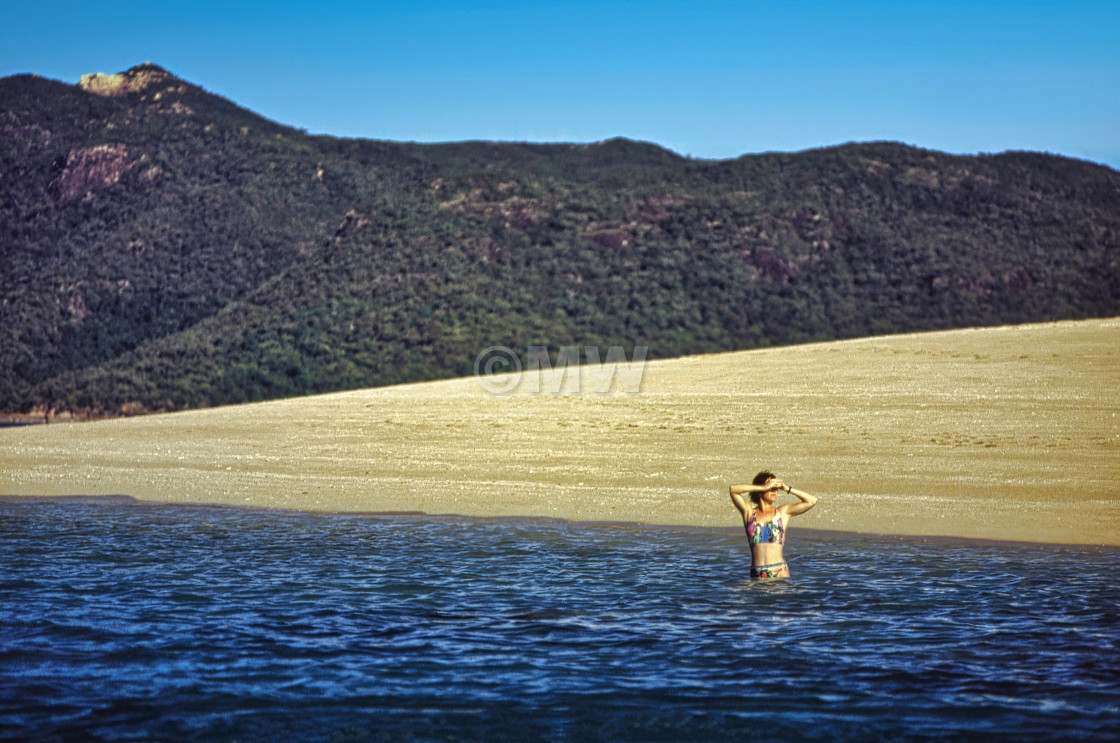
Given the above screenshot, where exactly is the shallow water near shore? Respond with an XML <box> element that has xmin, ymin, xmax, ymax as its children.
<box><xmin>2</xmin><ymin>498</ymin><xmax>1118</xmax><ymax>742</ymax></box>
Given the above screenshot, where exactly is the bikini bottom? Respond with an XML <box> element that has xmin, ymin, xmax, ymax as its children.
<box><xmin>750</xmin><ymin>561</ymin><xmax>788</xmax><ymax>579</ymax></box>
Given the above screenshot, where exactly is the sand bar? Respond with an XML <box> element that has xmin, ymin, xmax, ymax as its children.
<box><xmin>2</xmin><ymin>318</ymin><xmax>1118</xmax><ymax>545</ymax></box>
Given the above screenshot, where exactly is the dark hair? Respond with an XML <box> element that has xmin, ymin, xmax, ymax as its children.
<box><xmin>749</xmin><ymin>470</ymin><xmax>777</xmax><ymax>505</ymax></box>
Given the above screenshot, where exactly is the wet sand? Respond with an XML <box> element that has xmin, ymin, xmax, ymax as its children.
<box><xmin>2</xmin><ymin>318</ymin><xmax>1118</xmax><ymax>545</ymax></box>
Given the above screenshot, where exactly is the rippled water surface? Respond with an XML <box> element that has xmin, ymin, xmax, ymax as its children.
<box><xmin>2</xmin><ymin>498</ymin><xmax>1118</xmax><ymax>742</ymax></box>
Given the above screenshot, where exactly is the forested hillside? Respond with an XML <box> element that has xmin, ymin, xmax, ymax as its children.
<box><xmin>2</xmin><ymin>64</ymin><xmax>1118</xmax><ymax>416</ymax></box>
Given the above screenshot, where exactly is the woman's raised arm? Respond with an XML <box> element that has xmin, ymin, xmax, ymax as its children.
<box><xmin>783</xmin><ymin>485</ymin><xmax>818</xmax><ymax>517</ymax></box>
<box><xmin>729</xmin><ymin>483</ymin><xmax>766</xmax><ymax>516</ymax></box>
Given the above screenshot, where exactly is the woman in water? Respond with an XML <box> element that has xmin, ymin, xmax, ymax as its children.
<box><xmin>730</xmin><ymin>471</ymin><xmax>818</xmax><ymax>579</ymax></box>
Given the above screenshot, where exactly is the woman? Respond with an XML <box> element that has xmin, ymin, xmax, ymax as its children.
<box><xmin>730</xmin><ymin>471</ymin><xmax>818</xmax><ymax>579</ymax></box>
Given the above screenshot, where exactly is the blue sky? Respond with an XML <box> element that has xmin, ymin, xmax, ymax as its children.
<box><xmin>3</xmin><ymin>1</ymin><xmax>1118</xmax><ymax>168</ymax></box>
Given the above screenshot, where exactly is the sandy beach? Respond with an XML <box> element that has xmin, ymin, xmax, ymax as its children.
<box><xmin>2</xmin><ymin>318</ymin><xmax>1118</xmax><ymax>545</ymax></box>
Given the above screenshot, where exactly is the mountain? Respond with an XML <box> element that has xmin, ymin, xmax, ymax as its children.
<box><xmin>2</xmin><ymin>63</ymin><xmax>1119</xmax><ymax>416</ymax></box>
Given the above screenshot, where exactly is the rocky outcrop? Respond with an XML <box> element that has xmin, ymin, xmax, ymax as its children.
<box><xmin>78</xmin><ymin>63</ymin><xmax>172</xmax><ymax>97</ymax></box>
<box><xmin>54</xmin><ymin>144</ymin><xmax>131</xmax><ymax>201</ymax></box>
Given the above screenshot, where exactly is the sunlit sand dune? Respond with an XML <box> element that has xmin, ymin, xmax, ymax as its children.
<box><xmin>3</xmin><ymin>318</ymin><xmax>1118</xmax><ymax>545</ymax></box>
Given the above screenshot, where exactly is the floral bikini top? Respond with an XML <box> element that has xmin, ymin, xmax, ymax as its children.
<box><xmin>746</xmin><ymin>508</ymin><xmax>785</xmax><ymax>545</ymax></box>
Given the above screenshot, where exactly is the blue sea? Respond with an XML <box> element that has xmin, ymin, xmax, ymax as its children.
<box><xmin>2</xmin><ymin>497</ymin><xmax>1118</xmax><ymax>742</ymax></box>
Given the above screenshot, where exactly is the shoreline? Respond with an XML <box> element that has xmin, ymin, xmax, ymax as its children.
<box><xmin>3</xmin><ymin>318</ymin><xmax>1118</xmax><ymax>547</ymax></box>
<box><xmin>3</xmin><ymin>493</ymin><xmax>1118</xmax><ymax>552</ymax></box>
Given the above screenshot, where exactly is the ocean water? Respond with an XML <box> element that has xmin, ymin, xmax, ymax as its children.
<box><xmin>1</xmin><ymin>498</ymin><xmax>1118</xmax><ymax>742</ymax></box>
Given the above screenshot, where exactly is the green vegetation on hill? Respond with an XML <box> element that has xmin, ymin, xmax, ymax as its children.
<box><xmin>2</xmin><ymin>64</ymin><xmax>1118</xmax><ymax>415</ymax></box>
